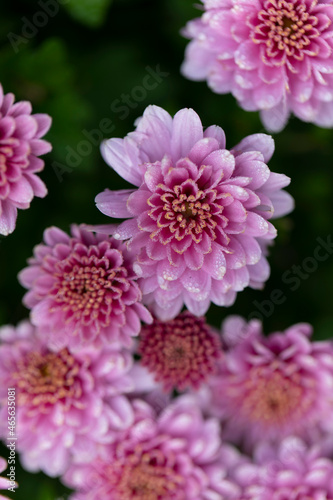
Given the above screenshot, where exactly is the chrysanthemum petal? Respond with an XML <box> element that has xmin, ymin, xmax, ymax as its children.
<box><xmin>95</xmin><ymin>189</ymin><xmax>133</xmax><ymax>218</ymax></box>
<box><xmin>171</xmin><ymin>108</ymin><xmax>203</xmax><ymax>160</ymax></box>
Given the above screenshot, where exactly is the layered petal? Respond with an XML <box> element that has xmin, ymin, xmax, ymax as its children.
<box><xmin>0</xmin><ymin>86</ymin><xmax>51</xmax><ymax>235</ymax></box>
<box><xmin>181</xmin><ymin>0</ymin><xmax>333</xmax><ymax>130</ymax></box>
<box><xmin>97</xmin><ymin>106</ymin><xmax>293</xmax><ymax>319</ymax></box>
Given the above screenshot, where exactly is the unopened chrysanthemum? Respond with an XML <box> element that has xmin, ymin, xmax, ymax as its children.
<box><xmin>205</xmin><ymin>316</ymin><xmax>333</xmax><ymax>449</ymax></box>
<box><xmin>18</xmin><ymin>225</ymin><xmax>152</xmax><ymax>350</ymax></box>
<box><xmin>96</xmin><ymin>105</ymin><xmax>293</xmax><ymax>319</ymax></box>
<box><xmin>0</xmin><ymin>320</ymin><xmax>135</xmax><ymax>476</ymax></box>
<box><xmin>63</xmin><ymin>395</ymin><xmax>243</xmax><ymax>500</ymax></box>
<box><xmin>0</xmin><ymin>84</ymin><xmax>51</xmax><ymax>235</ymax></box>
<box><xmin>235</xmin><ymin>437</ymin><xmax>333</xmax><ymax>499</ymax></box>
<box><xmin>0</xmin><ymin>457</ymin><xmax>16</xmax><ymax>499</ymax></box>
<box><xmin>138</xmin><ymin>311</ymin><xmax>222</xmax><ymax>391</ymax></box>
<box><xmin>182</xmin><ymin>0</ymin><xmax>333</xmax><ymax>131</ymax></box>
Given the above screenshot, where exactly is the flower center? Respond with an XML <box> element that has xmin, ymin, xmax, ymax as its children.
<box><xmin>13</xmin><ymin>348</ymin><xmax>81</xmax><ymax>408</ymax></box>
<box><xmin>138</xmin><ymin>312</ymin><xmax>221</xmax><ymax>391</ymax></box>
<box><xmin>165</xmin><ymin>186</ymin><xmax>215</xmax><ymax>241</ymax></box>
<box><xmin>172</xmin><ymin>192</ymin><xmax>211</xmax><ymax>221</ymax></box>
<box><xmin>282</xmin><ymin>16</ymin><xmax>296</xmax><ymax>32</ymax></box>
<box><xmin>166</xmin><ymin>345</ymin><xmax>186</xmax><ymax>363</ymax></box>
<box><xmin>180</xmin><ymin>200</ymin><xmax>195</xmax><ymax>219</ymax></box>
<box><xmin>252</xmin><ymin>0</ymin><xmax>320</xmax><ymax>62</ymax></box>
<box><xmin>148</xmin><ymin>176</ymin><xmax>227</xmax><ymax>248</ymax></box>
<box><xmin>50</xmin><ymin>247</ymin><xmax>128</xmax><ymax>327</ymax></box>
<box><xmin>237</xmin><ymin>366</ymin><xmax>315</xmax><ymax>426</ymax></box>
<box><xmin>113</xmin><ymin>447</ymin><xmax>184</xmax><ymax>499</ymax></box>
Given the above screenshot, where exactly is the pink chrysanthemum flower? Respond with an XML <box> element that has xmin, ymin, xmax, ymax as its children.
<box><xmin>235</xmin><ymin>437</ymin><xmax>333</xmax><ymax>499</ymax></box>
<box><xmin>138</xmin><ymin>311</ymin><xmax>222</xmax><ymax>391</ymax></box>
<box><xmin>0</xmin><ymin>84</ymin><xmax>52</xmax><ymax>235</ymax></box>
<box><xmin>96</xmin><ymin>105</ymin><xmax>293</xmax><ymax>320</ymax></box>
<box><xmin>0</xmin><ymin>321</ymin><xmax>135</xmax><ymax>476</ymax></box>
<box><xmin>205</xmin><ymin>316</ymin><xmax>333</xmax><ymax>449</ymax></box>
<box><xmin>63</xmin><ymin>395</ymin><xmax>243</xmax><ymax>500</ymax></box>
<box><xmin>182</xmin><ymin>0</ymin><xmax>333</xmax><ymax>132</ymax></box>
<box><xmin>18</xmin><ymin>225</ymin><xmax>152</xmax><ymax>350</ymax></box>
<box><xmin>0</xmin><ymin>457</ymin><xmax>17</xmax><ymax>499</ymax></box>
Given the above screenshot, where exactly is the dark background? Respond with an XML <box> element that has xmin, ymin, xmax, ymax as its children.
<box><xmin>0</xmin><ymin>0</ymin><xmax>333</xmax><ymax>497</ymax></box>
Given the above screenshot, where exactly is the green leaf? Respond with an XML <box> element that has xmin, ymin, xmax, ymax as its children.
<box><xmin>63</xmin><ymin>0</ymin><xmax>113</xmax><ymax>27</ymax></box>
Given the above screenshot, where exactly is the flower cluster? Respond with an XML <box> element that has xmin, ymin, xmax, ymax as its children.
<box><xmin>0</xmin><ymin>82</ymin><xmax>333</xmax><ymax>500</ymax></box>
<box><xmin>182</xmin><ymin>0</ymin><xmax>333</xmax><ymax>131</ymax></box>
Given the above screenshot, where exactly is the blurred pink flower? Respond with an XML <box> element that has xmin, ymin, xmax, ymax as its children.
<box><xmin>96</xmin><ymin>105</ymin><xmax>293</xmax><ymax>320</ymax></box>
<box><xmin>0</xmin><ymin>321</ymin><xmax>135</xmax><ymax>476</ymax></box>
<box><xmin>18</xmin><ymin>225</ymin><xmax>152</xmax><ymax>350</ymax></box>
<box><xmin>0</xmin><ymin>84</ymin><xmax>51</xmax><ymax>235</ymax></box>
<box><xmin>0</xmin><ymin>457</ymin><xmax>16</xmax><ymax>499</ymax></box>
<box><xmin>182</xmin><ymin>0</ymin><xmax>333</xmax><ymax>132</ymax></box>
<box><xmin>63</xmin><ymin>395</ymin><xmax>243</xmax><ymax>500</ymax></box>
<box><xmin>138</xmin><ymin>311</ymin><xmax>222</xmax><ymax>392</ymax></box>
<box><xmin>205</xmin><ymin>316</ymin><xmax>333</xmax><ymax>449</ymax></box>
<box><xmin>235</xmin><ymin>437</ymin><xmax>333</xmax><ymax>499</ymax></box>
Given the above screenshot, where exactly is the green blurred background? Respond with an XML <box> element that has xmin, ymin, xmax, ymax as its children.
<box><xmin>0</xmin><ymin>0</ymin><xmax>333</xmax><ymax>497</ymax></box>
